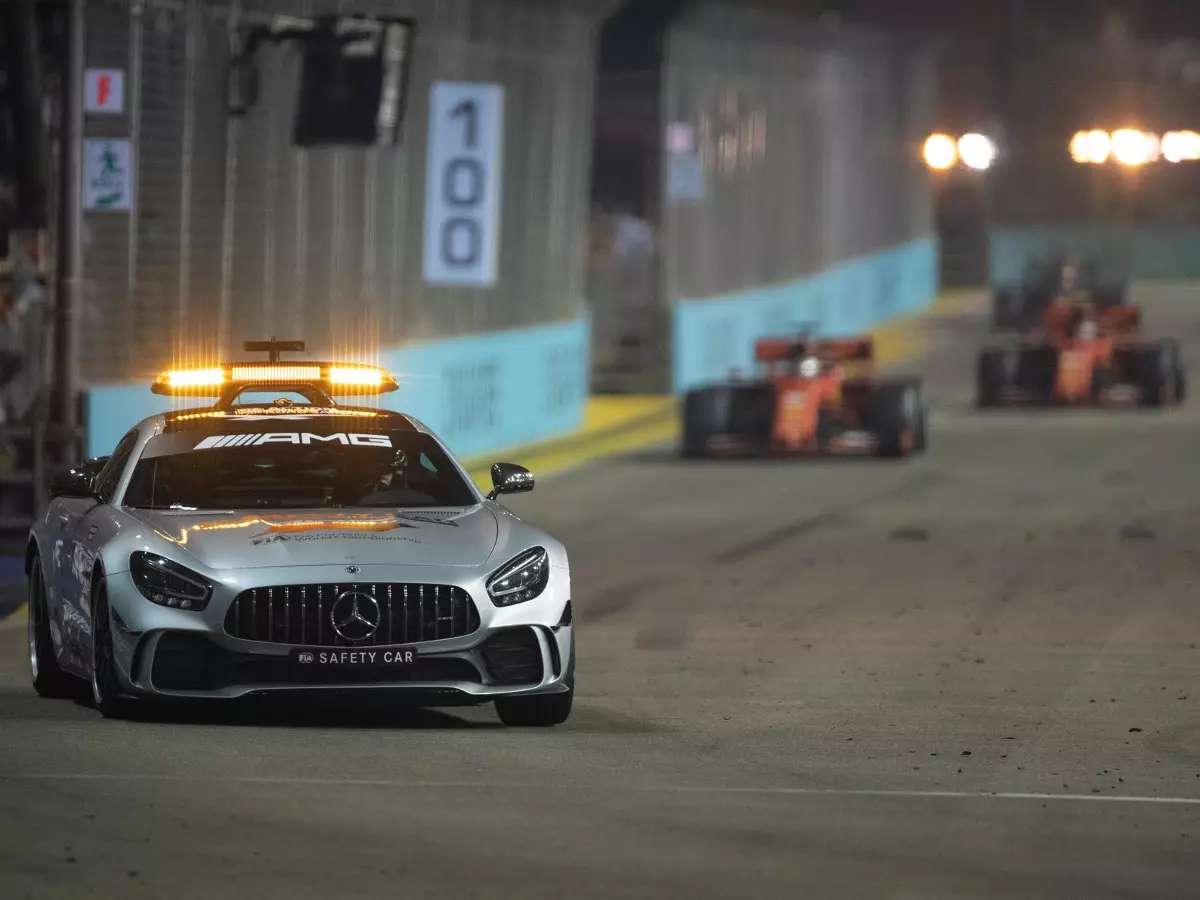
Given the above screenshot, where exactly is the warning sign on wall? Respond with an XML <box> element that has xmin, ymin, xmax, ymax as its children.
<box><xmin>84</xmin><ymin>69</ymin><xmax>125</xmax><ymax>115</ymax></box>
<box><xmin>83</xmin><ymin>139</ymin><xmax>132</xmax><ymax>211</ymax></box>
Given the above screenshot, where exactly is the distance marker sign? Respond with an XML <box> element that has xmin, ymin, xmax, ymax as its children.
<box><xmin>422</xmin><ymin>82</ymin><xmax>505</xmax><ymax>288</ymax></box>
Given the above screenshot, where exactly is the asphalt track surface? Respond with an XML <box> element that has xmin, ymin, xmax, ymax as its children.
<box><xmin>4</xmin><ymin>287</ymin><xmax>1200</xmax><ymax>899</ymax></box>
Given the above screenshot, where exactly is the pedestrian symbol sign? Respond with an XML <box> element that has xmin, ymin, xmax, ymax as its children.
<box><xmin>83</xmin><ymin>138</ymin><xmax>133</xmax><ymax>211</ymax></box>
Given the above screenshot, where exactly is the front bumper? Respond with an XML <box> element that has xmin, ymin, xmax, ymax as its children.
<box><xmin>983</xmin><ymin>383</ymin><xmax>1145</xmax><ymax>407</ymax></box>
<box><xmin>688</xmin><ymin>430</ymin><xmax>880</xmax><ymax>458</ymax></box>
<box><xmin>104</xmin><ymin>565</ymin><xmax>574</xmax><ymax>702</ymax></box>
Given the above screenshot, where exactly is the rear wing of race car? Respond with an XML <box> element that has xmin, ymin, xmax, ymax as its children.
<box><xmin>753</xmin><ymin>336</ymin><xmax>874</xmax><ymax>363</ymax></box>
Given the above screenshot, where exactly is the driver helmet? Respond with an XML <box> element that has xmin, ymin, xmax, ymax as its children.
<box><xmin>374</xmin><ymin>449</ymin><xmax>408</xmax><ymax>489</ymax></box>
<box><xmin>798</xmin><ymin>355</ymin><xmax>821</xmax><ymax>378</ymax></box>
<box><xmin>1060</xmin><ymin>258</ymin><xmax>1080</xmax><ymax>292</ymax></box>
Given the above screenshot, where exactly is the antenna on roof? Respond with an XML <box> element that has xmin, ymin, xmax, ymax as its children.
<box><xmin>243</xmin><ymin>337</ymin><xmax>306</xmax><ymax>362</ymax></box>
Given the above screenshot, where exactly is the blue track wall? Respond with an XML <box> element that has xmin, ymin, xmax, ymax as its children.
<box><xmin>85</xmin><ymin>318</ymin><xmax>590</xmax><ymax>461</ymax></box>
<box><xmin>672</xmin><ymin>236</ymin><xmax>940</xmax><ymax>393</ymax></box>
<box><xmin>990</xmin><ymin>227</ymin><xmax>1200</xmax><ymax>285</ymax></box>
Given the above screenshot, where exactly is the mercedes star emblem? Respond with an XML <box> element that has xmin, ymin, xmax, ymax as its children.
<box><xmin>345</xmin><ymin>565</ymin><xmax>361</xmax><ymax>574</ymax></box>
<box><xmin>330</xmin><ymin>590</ymin><xmax>381</xmax><ymax>643</ymax></box>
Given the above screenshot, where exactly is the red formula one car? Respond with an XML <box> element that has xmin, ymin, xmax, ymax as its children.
<box><xmin>977</xmin><ymin>300</ymin><xmax>1186</xmax><ymax>408</ymax></box>
<box><xmin>681</xmin><ymin>332</ymin><xmax>927</xmax><ymax>459</ymax></box>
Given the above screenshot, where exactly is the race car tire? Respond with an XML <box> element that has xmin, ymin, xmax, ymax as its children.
<box><xmin>1133</xmin><ymin>342</ymin><xmax>1181</xmax><ymax>407</ymax></box>
<box><xmin>1163</xmin><ymin>339</ymin><xmax>1187</xmax><ymax>403</ymax></box>
<box><xmin>90</xmin><ymin>575</ymin><xmax>130</xmax><ymax>719</ymax></box>
<box><xmin>495</xmin><ymin>688</ymin><xmax>573</xmax><ymax>727</ymax></box>
<box><xmin>914</xmin><ymin>404</ymin><xmax>929</xmax><ymax>453</ymax></box>
<box><xmin>680</xmin><ymin>384</ymin><xmax>773</xmax><ymax>458</ymax></box>
<box><xmin>1015</xmin><ymin>346</ymin><xmax>1058</xmax><ymax>400</ymax></box>
<box><xmin>871</xmin><ymin>379</ymin><xmax>924</xmax><ymax>458</ymax></box>
<box><xmin>976</xmin><ymin>349</ymin><xmax>1012</xmax><ymax>407</ymax></box>
<box><xmin>28</xmin><ymin>555</ymin><xmax>78</xmax><ymax>699</ymax></box>
<box><xmin>495</xmin><ymin>638</ymin><xmax>574</xmax><ymax>727</ymax></box>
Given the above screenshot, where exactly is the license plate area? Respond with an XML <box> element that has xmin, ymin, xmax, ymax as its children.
<box><xmin>291</xmin><ymin>647</ymin><xmax>419</xmax><ymax>669</ymax></box>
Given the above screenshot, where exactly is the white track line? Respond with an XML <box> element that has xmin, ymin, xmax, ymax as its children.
<box><xmin>1</xmin><ymin>773</ymin><xmax>1198</xmax><ymax>806</ymax></box>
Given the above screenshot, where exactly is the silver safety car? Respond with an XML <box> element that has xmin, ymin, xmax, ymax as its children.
<box><xmin>24</xmin><ymin>342</ymin><xmax>575</xmax><ymax>726</ymax></box>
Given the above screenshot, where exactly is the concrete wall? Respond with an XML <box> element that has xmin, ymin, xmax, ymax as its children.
<box><xmin>84</xmin><ymin>317</ymin><xmax>589</xmax><ymax>460</ymax></box>
<box><xmin>989</xmin><ymin>227</ymin><xmax>1200</xmax><ymax>285</ymax></box>
<box><xmin>672</xmin><ymin>236</ymin><xmax>938</xmax><ymax>392</ymax></box>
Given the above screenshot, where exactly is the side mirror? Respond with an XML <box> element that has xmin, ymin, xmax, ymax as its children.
<box><xmin>487</xmin><ymin>462</ymin><xmax>534</xmax><ymax>501</ymax></box>
<box><xmin>81</xmin><ymin>455</ymin><xmax>109</xmax><ymax>479</ymax></box>
<box><xmin>227</xmin><ymin>54</ymin><xmax>260</xmax><ymax>116</ymax></box>
<box><xmin>49</xmin><ymin>466</ymin><xmax>101</xmax><ymax>501</ymax></box>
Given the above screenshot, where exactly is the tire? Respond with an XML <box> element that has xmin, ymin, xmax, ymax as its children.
<box><xmin>495</xmin><ymin>633</ymin><xmax>574</xmax><ymax>727</ymax></box>
<box><xmin>89</xmin><ymin>575</ymin><xmax>128</xmax><ymax>719</ymax></box>
<box><xmin>28</xmin><ymin>555</ymin><xmax>77</xmax><ymax>699</ymax></box>
<box><xmin>870</xmin><ymin>379</ymin><xmax>923</xmax><ymax>458</ymax></box>
<box><xmin>680</xmin><ymin>384</ymin><xmax>773</xmax><ymax>458</ymax></box>
<box><xmin>976</xmin><ymin>349</ymin><xmax>1011</xmax><ymax>407</ymax></box>
<box><xmin>495</xmin><ymin>689</ymin><xmax>573</xmax><ymax>727</ymax></box>
<box><xmin>1015</xmin><ymin>346</ymin><xmax>1058</xmax><ymax>400</ymax></box>
<box><xmin>914</xmin><ymin>405</ymin><xmax>929</xmax><ymax>453</ymax></box>
<box><xmin>1163</xmin><ymin>340</ymin><xmax>1186</xmax><ymax>404</ymax></box>
<box><xmin>1134</xmin><ymin>343</ymin><xmax>1179</xmax><ymax>408</ymax></box>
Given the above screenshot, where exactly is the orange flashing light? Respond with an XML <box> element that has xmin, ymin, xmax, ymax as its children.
<box><xmin>151</xmin><ymin>362</ymin><xmax>399</xmax><ymax>396</ymax></box>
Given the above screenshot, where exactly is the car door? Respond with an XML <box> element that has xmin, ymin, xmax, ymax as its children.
<box><xmin>56</xmin><ymin>431</ymin><xmax>139</xmax><ymax>662</ymax></box>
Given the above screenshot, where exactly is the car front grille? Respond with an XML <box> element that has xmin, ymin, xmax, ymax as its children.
<box><xmin>223</xmin><ymin>583</ymin><xmax>480</xmax><ymax>647</ymax></box>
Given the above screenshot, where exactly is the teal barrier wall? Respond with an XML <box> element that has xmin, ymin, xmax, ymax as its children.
<box><xmin>990</xmin><ymin>227</ymin><xmax>1200</xmax><ymax>285</ymax></box>
<box><xmin>671</xmin><ymin>236</ymin><xmax>939</xmax><ymax>393</ymax></box>
<box><xmin>84</xmin><ymin>318</ymin><xmax>590</xmax><ymax>460</ymax></box>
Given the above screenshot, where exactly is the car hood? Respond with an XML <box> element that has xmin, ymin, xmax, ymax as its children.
<box><xmin>124</xmin><ymin>506</ymin><xmax>499</xmax><ymax>570</ymax></box>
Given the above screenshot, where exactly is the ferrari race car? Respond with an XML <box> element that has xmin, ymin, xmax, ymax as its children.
<box><xmin>992</xmin><ymin>254</ymin><xmax>1127</xmax><ymax>331</ymax></box>
<box><xmin>25</xmin><ymin>341</ymin><xmax>575</xmax><ymax>726</ymax></box>
<box><xmin>681</xmin><ymin>332</ymin><xmax>927</xmax><ymax>459</ymax></box>
<box><xmin>977</xmin><ymin>301</ymin><xmax>1186</xmax><ymax>408</ymax></box>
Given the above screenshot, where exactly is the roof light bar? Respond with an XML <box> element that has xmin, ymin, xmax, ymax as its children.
<box><xmin>151</xmin><ymin>361</ymin><xmax>399</xmax><ymax>396</ymax></box>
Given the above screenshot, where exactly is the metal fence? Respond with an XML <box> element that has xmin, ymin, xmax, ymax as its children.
<box><xmin>661</xmin><ymin>5</ymin><xmax>936</xmax><ymax>303</ymax></box>
<box><xmin>79</xmin><ymin>0</ymin><xmax>598</xmax><ymax>384</ymax></box>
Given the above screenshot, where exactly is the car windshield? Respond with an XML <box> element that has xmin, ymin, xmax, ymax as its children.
<box><xmin>122</xmin><ymin>426</ymin><xmax>478</xmax><ymax>510</ymax></box>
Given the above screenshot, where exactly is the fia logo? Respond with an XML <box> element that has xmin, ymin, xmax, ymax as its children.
<box><xmin>297</xmin><ymin>652</ymin><xmax>315</xmax><ymax>664</ymax></box>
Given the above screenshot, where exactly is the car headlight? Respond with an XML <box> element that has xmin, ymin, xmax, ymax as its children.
<box><xmin>486</xmin><ymin>547</ymin><xmax>550</xmax><ymax>607</ymax></box>
<box><xmin>130</xmin><ymin>552</ymin><xmax>213</xmax><ymax>611</ymax></box>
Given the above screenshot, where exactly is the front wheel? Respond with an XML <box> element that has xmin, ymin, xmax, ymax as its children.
<box><xmin>90</xmin><ymin>576</ymin><xmax>128</xmax><ymax>719</ymax></box>
<box><xmin>495</xmin><ymin>635</ymin><xmax>574</xmax><ymax>727</ymax></box>
<box><xmin>494</xmin><ymin>689</ymin><xmax>573</xmax><ymax>727</ymax></box>
<box><xmin>28</xmin><ymin>556</ymin><xmax>77</xmax><ymax>699</ymax></box>
<box><xmin>871</xmin><ymin>380</ymin><xmax>923</xmax><ymax>458</ymax></box>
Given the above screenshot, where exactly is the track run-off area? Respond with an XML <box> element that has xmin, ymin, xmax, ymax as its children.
<box><xmin>3</xmin><ymin>287</ymin><xmax>1200</xmax><ymax>898</ymax></box>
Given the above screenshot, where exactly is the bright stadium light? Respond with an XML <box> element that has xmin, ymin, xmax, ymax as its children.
<box><xmin>923</xmin><ymin>133</ymin><xmax>957</xmax><ymax>170</ymax></box>
<box><xmin>957</xmin><ymin>133</ymin><xmax>996</xmax><ymax>170</ymax></box>
<box><xmin>1110</xmin><ymin>128</ymin><xmax>1155</xmax><ymax>167</ymax></box>
<box><xmin>1162</xmin><ymin>130</ymin><xmax>1200</xmax><ymax>162</ymax></box>
<box><xmin>1070</xmin><ymin>129</ymin><xmax>1112</xmax><ymax>164</ymax></box>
